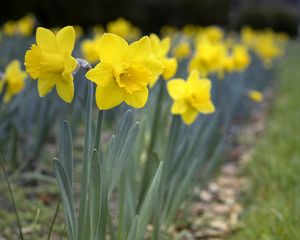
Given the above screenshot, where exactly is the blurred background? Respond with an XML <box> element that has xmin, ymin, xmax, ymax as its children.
<box><xmin>0</xmin><ymin>0</ymin><xmax>299</xmax><ymax>36</ymax></box>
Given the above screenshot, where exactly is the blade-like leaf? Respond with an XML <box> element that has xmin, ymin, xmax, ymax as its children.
<box><xmin>54</xmin><ymin>159</ymin><xmax>77</xmax><ymax>240</ymax></box>
<box><xmin>59</xmin><ymin>121</ymin><xmax>73</xmax><ymax>187</ymax></box>
<box><xmin>136</xmin><ymin>161</ymin><xmax>163</xmax><ymax>240</ymax></box>
<box><xmin>126</xmin><ymin>215</ymin><xmax>138</xmax><ymax>240</ymax></box>
<box><xmin>89</xmin><ymin>150</ymin><xmax>102</xmax><ymax>240</ymax></box>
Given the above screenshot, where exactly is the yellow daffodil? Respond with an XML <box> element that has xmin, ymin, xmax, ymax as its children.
<box><xmin>93</xmin><ymin>25</ymin><xmax>104</xmax><ymax>35</ymax></box>
<box><xmin>2</xmin><ymin>15</ymin><xmax>35</xmax><ymax>37</ymax></box>
<box><xmin>253</xmin><ymin>34</ymin><xmax>282</xmax><ymax>67</ymax></box>
<box><xmin>17</xmin><ymin>14</ymin><xmax>35</xmax><ymax>37</ymax></box>
<box><xmin>85</xmin><ymin>33</ymin><xmax>163</xmax><ymax>110</ymax></box>
<box><xmin>149</xmin><ymin>34</ymin><xmax>177</xmax><ymax>87</ymax></box>
<box><xmin>74</xmin><ymin>25</ymin><xmax>83</xmax><ymax>39</ymax></box>
<box><xmin>248</xmin><ymin>90</ymin><xmax>264</xmax><ymax>103</ymax></box>
<box><xmin>160</xmin><ymin>25</ymin><xmax>178</xmax><ymax>38</ymax></box>
<box><xmin>25</xmin><ymin>26</ymin><xmax>77</xmax><ymax>103</ymax></box>
<box><xmin>202</xmin><ymin>26</ymin><xmax>224</xmax><ymax>43</ymax></box>
<box><xmin>0</xmin><ymin>60</ymin><xmax>27</xmax><ymax>102</ymax></box>
<box><xmin>81</xmin><ymin>34</ymin><xmax>102</xmax><ymax>63</ymax></box>
<box><xmin>107</xmin><ymin>18</ymin><xmax>141</xmax><ymax>40</ymax></box>
<box><xmin>2</xmin><ymin>21</ymin><xmax>17</xmax><ymax>36</ymax></box>
<box><xmin>189</xmin><ymin>37</ymin><xmax>226</xmax><ymax>77</ymax></box>
<box><xmin>173</xmin><ymin>41</ymin><xmax>191</xmax><ymax>60</ymax></box>
<box><xmin>167</xmin><ymin>70</ymin><xmax>215</xmax><ymax>125</ymax></box>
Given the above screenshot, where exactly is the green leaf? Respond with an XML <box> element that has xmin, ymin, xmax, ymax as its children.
<box><xmin>89</xmin><ymin>150</ymin><xmax>101</xmax><ymax>240</ymax></box>
<box><xmin>126</xmin><ymin>215</ymin><xmax>138</xmax><ymax>240</ymax></box>
<box><xmin>136</xmin><ymin>161</ymin><xmax>163</xmax><ymax>240</ymax></box>
<box><xmin>78</xmin><ymin>82</ymin><xmax>94</xmax><ymax>240</ymax></box>
<box><xmin>59</xmin><ymin>121</ymin><xmax>73</xmax><ymax>187</ymax></box>
<box><xmin>110</xmin><ymin>122</ymin><xmax>139</xmax><ymax>193</ymax></box>
<box><xmin>54</xmin><ymin>159</ymin><xmax>77</xmax><ymax>240</ymax></box>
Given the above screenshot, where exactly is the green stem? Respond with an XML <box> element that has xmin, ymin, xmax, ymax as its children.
<box><xmin>0</xmin><ymin>156</ymin><xmax>24</xmax><ymax>240</ymax></box>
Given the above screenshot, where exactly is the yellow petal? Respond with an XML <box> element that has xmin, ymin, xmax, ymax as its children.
<box><xmin>187</xmin><ymin>69</ymin><xmax>200</xmax><ymax>84</ymax></box>
<box><xmin>25</xmin><ymin>45</ymin><xmax>42</xmax><ymax>79</ymax></box>
<box><xmin>56</xmin><ymin>26</ymin><xmax>75</xmax><ymax>54</ymax></box>
<box><xmin>192</xmin><ymin>79</ymin><xmax>212</xmax><ymax>93</ymax></box>
<box><xmin>86</xmin><ymin>63</ymin><xmax>114</xmax><ymax>87</ymax></box>
<box><xmin>196</xmin><ymin>100</ymin><xmax>215</xmax><ymax>114</ymax></box>
<box><xmin>160</xmin><ymin>37</ymin><xmax>171</xmax><ymax>56</ymax></box>
<box><xmin>37</xmin><ymin>76</ymin><xmax>56</xmax><ymax>97</ymax></box>
<box><xmin>99</xmin><ymin>33</ymin><xmax>128</xmax><ymax>63</ymax></box>
<box><xmin>167</xmin><ymin>79</ymin><xmax>186</xmax><ymax>100</ymax></box>
<box><xmin>128</xmin><ymin>36</ymin><xmax>151</xmax><ymax>61</ymax></box>
<box><xmin>171</xmin><ymin>99</ymin><xmax>187</xmax><ymax>114</ymax></box>
<box><xmin>125</xmin><ymin>87</ymin><xmax>148</xmax><ymax>108</ymax></box>
<box><xmin>181</xmin><ymin>108</ymin><xmax>198</xmax><ymax>125</ymax></box>
<box><xmin>144</xmin><ymin>55</ymin><xmax>164</xmax><ymax>88</ymax></box>
<box><xmin>56</xmin><ymin>77</ymin><xmax>74</xmax><ymax>103</ymax></box>
<box><xmin>36</xmin><ymin>27</ymin><xmax>57</xmax><ymax>53</ymax></box>
<box><xmin>95</xmin><ymin>81</ymin><xmax>124</xmax><ymax>110</ymax></box>
<box><xmin>162</xmin><ymin>58</ymin><xmax>177</xmax><ymax>79</ymax></box>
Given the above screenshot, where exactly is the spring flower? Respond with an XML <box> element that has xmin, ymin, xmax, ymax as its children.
<box><xmin>167</xmin><ymin>70</ymin><xmax>215</xmax><ymax>125</ymax></box>
<box><xmin>149</xmin><ymin>34</ymin><xmax>177</xmax><ymax>87</ymax></box>
<box><xmin>17</xmin><ymin>14</ymin><xmax>35</xmax><ymax>37</ymax></box>
<box><xmin>81</xmin><ymin>34</ymin><xmax>102</xmax><ymax>63</ymax></box>
<box><xmin>253</xmin><ymin>34</ymin><xmax>282</xmax><ymax>67</ymax></box>
<box><xmin>160</xmin><ymin>25</ymin><xmax>178</xmax><ymax>37</ymax></box>
<box><xmin>173</xmin><ymin>41</ymin><xmax>191</xmax><ymax>60</ymax></box>
<box><xmin>107</xmin><ymin>18</ymin><xmax>141</xmax><ymax>40</ymax></box>
<box><xmin>202</xmin><ymin>26</ymin><xmax>224</xmax><ymax>43</ymax></box>
<box><xmin>25</xmin><ymin>26</ymin><xmax>77</xmax><ymax>103</ymax></box>
<box><xmin>2</xmin><ymin>15</ymin><xmax>35</xmax><ymax>37</ymax></box>
<box><xmin>0</xmin><ymin>60</ymin><xmax>27</xmax><ymax>102</ymax></box>
<box><xmin>248</xmin><ymin>90</ymin><xmax>264</xmax><ymax>103</ymax></box>
<box><xmin>189</xmin><ymin>37</ymin><xmax>226</xmax><ymax>77</ymax></box>
<box><xmin>2</xmin><ymin>21</ymin><xmax>17</xmax><ymax>36</ymax></box>
<box><xmin>74</xmin><ymin>25</ymin><xmax>83</xmax><ymax>39</ymax></box>
<box><xmin>93</xmin><ymin>25</ymin><xmax>104</xmax><ymax>35</ymax></box>
<box><xmin>86</xmin><ymin>33</ymin><xmax>163</xmax><ymax>110</ymax></box>
<box><xmin>232</xmin><ymin>45</ymin><xmax>250</xmax><ymax>71</ymax></box>
<box><xmin>223</xmin><ymin>45</ymin><xmax>250</xmax><ymax>73</ymax></box>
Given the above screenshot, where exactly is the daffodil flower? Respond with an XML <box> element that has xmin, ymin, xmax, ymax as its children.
<box><xmin>248</xmin><ymin>90</ymin><xmax>264</xmax><ymax>103</ymax></box>
<box><xmin>173</xmin><ymin>41</ymin><xmax>191</xmax><ymax>60</ymax></box>
<box><xmin>0</xmin><ymin>60</ymin><xmax>27</xmax><ymax>102</ymax></box>
<box><xmin>81</xmin><ymin>34</ymin><xmax>102</xmax><ymax>63</ymax></box>
<box><xmin>149</xmin><ymin>34</ymin><xmax>178</xmax><ymax>87</ymax></box>
<box><xmin>86</xmin><ymin>33</ymin><xmax>163</xmax><ymax>110</ymax></box>
<box><xmin>107</xmin><ymin>18</ymin><xmax>141</xmax><ymax>40</ymax></box>
<box><xmin>25</xmin><ymin>26</ymin><xmax>77</xmax><ymax>103</ymax></box>
<box><xmin>167</xmin><ymin>70</ymin><xmax>215</xmax><ymax>125</ymax></box>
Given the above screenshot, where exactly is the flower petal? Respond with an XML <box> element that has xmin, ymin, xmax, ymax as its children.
<box><xmin>95</xmin><ymin>81</ymin><xmax>124</xmax><ymax>110</ymax></box>
<box><xmin>181</xmin><ymin>108</ymin><xmax>198</xmax><ymax>125</ymax></box>
<box><xmin>56</xmin><ymin>77</ymin><xmax>74</xmax><ymax>103</ymax></box>
<box><xmin>36</xmin><ymin>27</ymin><xmax>57</xmax><ymax>53</ymax></box>
<box><xmin>125</xmin><ymin>87</ymin><xmax>148</xmax><ymax>108</ymax></box>
<box><xmin>171</xmin><ymin>99</ymin><xmax>187</xmax><ymax>114</ymax></box>
<box><xmin>85</xmin><ymin>63</ymin><xmax>114</xmax><ymax>87</ymax></box>
<box><xmin>162</xmin><ymin>58</ymin><xmax>177</xmax><ymax>80</ymax></box>
<box><xmin>128</xmin><ymin>36</ymin><xmax>151</xmax><ymax>61</ymax></box>
<box><xmin>99</xmin><ymin>33</ymin><xmax>128</xmax><ymax>63</ymax></box>
<box><xmin>167</xmin><ymin>79</ymin><xmax>187</xmax><ymax>100</ymax></box>
<box><xmin>56</xmin><ymin>26</ymin><xmax>75</xmax><ymax>54</ymax></box>
<box><xmin>187</xmin><ymin>69</ymin><xmax>200</xmax><ymax>83</ymax></box>
<box><xmin>37</xmin><ymin>75</ymin><xmax>56</xmax><ymax>97</ymax></box>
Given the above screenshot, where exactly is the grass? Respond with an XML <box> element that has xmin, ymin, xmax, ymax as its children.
<box><xmin>230</xmin><ymin>42</ymin><xmax>300</xmax><ymax>239</ymax></box>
